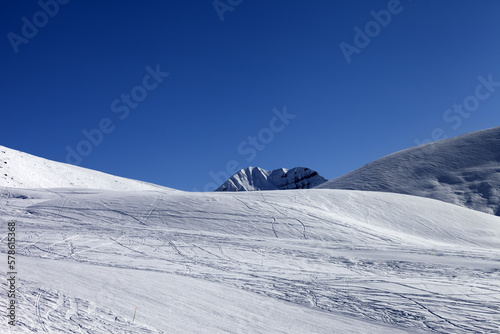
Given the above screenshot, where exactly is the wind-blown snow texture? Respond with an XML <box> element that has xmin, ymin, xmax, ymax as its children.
<box><xmin>317</xmin><ymin>126</ymin><xmax>500</xmax><ymax>216</ymax></box>
<box><xmin>216</xmin><ymin>167</ymin><xmax>327</xmax><ymax>191</ymax></box>
<box><xmin>1</xmin><ymin>187</ymin><xmax>499</xmax><ymax>333</ymax></box>
<box><xmin>0</xmin><ymin>145</ymin><xmax>172</xmax><ymax>191</ymax></box>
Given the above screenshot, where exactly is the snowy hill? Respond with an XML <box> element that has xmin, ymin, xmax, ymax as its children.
<box><xmin>1</xmin><ymin>187</ymin><xmax>499</xmax><ymax>333</ymax></box>
<box><xmin>215</xmin><ymin>166</ymin><xmax>327</xmax><ymax>191</ymax></box>
<box><xmin>0</xmin><ymin>143</ymin><xmax>499</xmax><ymax>332</ymax></box>
<box><xmin>0</xmin><ymin>145</ymin><xmax>173</xmax><ymax>191</ymax></box>
<box><xmin>317</xmin><ymin>126</ymin><xmax>500</xmax><ymax>216</ymax></box>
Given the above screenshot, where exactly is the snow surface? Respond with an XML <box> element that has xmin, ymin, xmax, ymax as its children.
<box><xmin>1</xmin><ymin>135</ymin><xmax>500</xmax><ymax>333</ymax></box>
<box><xmin>1</xmin><ymin>186</ymin><xmax>499</xmax><ymax>333</ymax></box>
<box><xmin>317</xmin><ymin>126</ymin><xmax>500</xmax><ymax>216</ymax></box>
<box><xmin>216</xmin><ymin>167</ymin><xmax>327</xmax><ymax>191</ymax></box>
<box><xmin>0</xmin><ymin>145</ymin><xmax>173</xmax><ymax>191</ymax></box>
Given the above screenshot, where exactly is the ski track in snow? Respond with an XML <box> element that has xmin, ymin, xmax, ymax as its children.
<box><xmin>0</xmin><ymin>188</ymin><xmax>499</xmax><ymax>333</ymax></box>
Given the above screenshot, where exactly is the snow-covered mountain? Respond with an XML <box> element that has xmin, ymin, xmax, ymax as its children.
<box><xmin>215</xmin><ymin>166</ymin><xmax>327</xmax><ymax>191</ymax></box>
<box><xmin>2</xmin><ymin>187</ymin><xmax>499</xmax><ymax>333</ymax></box>
<box><xmin>0</xmin><ymin>145</ymin><xmax>173</xmax><ymax>191</ymax></box>
<box><xmin>317</xmin><ymin>126</ymin><xmax>500</xmax><ymax>215</ymax></box>
<box><xmin>1</xmin><ymin>138</ymin><xmax>500</xmax><ymax>333</ymax></box>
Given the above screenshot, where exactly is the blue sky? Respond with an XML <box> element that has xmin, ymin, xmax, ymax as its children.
<box><xmin>2</xmin><ymin>0</ymin><xmax>500</xmax><ymax>191</ymax></box>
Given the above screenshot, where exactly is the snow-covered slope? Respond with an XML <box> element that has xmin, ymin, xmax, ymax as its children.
<box><xmin>317</xmin><ymin>126</ymin><xmax>500</xmax><ymax>216</ymax></box>
<box><xmin>1</xmin><ymin>136</ymin><xmax>499</xmax><ymax>333</ymax></box>
<box><xmin>1</xmin><ymin>187</ymin><xmax>499</xmax><ymax>333</ymax></box>
<box><xmin>0</xmin><ymin>145</ymin><xmax>173</xmax><ymax>191</ymax></box>
<box><xmin>216</xmin><ymin>166</ymin><xmax>327</xmax><ymax>191</ymax></box>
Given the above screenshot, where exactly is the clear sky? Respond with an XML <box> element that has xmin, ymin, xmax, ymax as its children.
<box><xmin>2</xmin><ymin>0</ymin><xmax>500</xmax><ymax>191</ymax></box>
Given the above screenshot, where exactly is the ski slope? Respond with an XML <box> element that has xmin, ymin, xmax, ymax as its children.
<box><xmin>0</xmin><ymin>145</ymin><xmax>172</xmax><ymax>191</ymax></box>
<box><xmin>1</xmin><ymin>187</ymin><xmax>499</xmax><ymax>333</ymax></box>
<box><xmin>317</xmin><ymin>126</ymin><xmax>500</xmax><ymax>216</ymax></box>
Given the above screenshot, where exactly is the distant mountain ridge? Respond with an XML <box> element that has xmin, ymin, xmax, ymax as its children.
<box><xmin>215</xmin><ymin>166</ymin><xmax>327</xmax><ymax>191</ymax></box>
<box><xmin>316</xmin><ymin>126</ymin><xmax>500</xmax><ymax>216</ymax></box>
